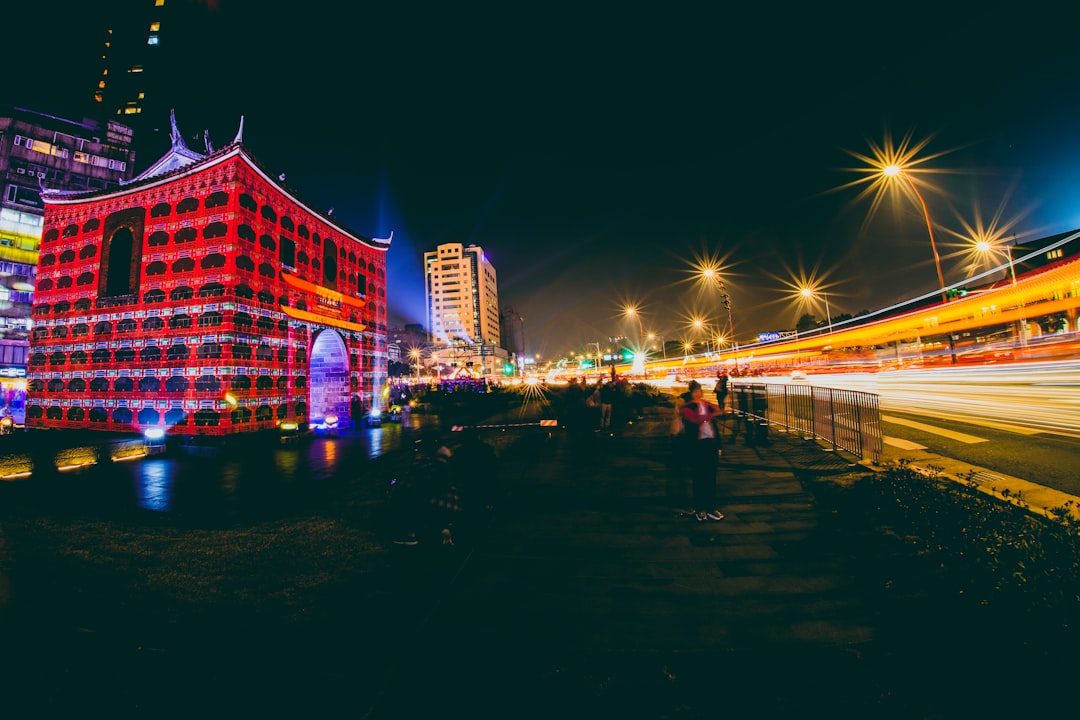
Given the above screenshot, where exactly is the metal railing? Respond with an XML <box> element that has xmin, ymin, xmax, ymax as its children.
<box><xmin>730</xmin><ymin>382</ymin><xmax>882</xmax><ymax>464</ymax></box>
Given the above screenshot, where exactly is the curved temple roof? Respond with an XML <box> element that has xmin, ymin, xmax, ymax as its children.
<box><xmin>40</xmin><ymin>110</ymin><xmax>390</xmax><ymax>253</ymax></box>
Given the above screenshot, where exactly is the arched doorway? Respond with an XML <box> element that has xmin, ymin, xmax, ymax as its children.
<box><xmin>309</xmin><ymin>329</ymin><xmax>350</xmax><ymax>424</ymax></box>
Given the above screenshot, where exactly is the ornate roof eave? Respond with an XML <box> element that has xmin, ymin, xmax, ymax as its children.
<box><xmin>40</xmin><ymin>132</ymin><xmax>391</xmax><ymax>253</ymax></box>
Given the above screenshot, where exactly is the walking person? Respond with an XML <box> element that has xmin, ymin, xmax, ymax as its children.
<box><xmin>680</xmin><ymin>381</ymin><xmax>725</xmax><ymax>522</ymax></box>
<box><xmin>713</xmin><ymin>371</ymin><xmax>730</xmax><ymax>434</ymax></box>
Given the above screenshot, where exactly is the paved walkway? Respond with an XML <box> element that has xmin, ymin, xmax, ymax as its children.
<box><xmin>348</xmin><ymin>410</ymin><xmax>1070</xmax><ymax>718</ymax></box>
<box><xmin>3</xmin><ymin>406</ymin><xmax>1073</xmax><ymax>717</ymax></box>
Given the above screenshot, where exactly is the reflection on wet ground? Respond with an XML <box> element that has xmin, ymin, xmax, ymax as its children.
<box><xmin>0</xmin><ymin>416</ymin><xmax>442</xmax><ymax>524</ymax></box>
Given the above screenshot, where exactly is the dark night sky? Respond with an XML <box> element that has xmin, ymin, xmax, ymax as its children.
<box><xmin>16</xmin><ymin>1</ymin><xmax>1080</xmax><ymax>358</ymax></box>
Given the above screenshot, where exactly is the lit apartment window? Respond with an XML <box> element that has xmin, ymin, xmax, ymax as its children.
<box><xmin>155</xmin><ymin>0</ymin><xmax>165</xmax><ymax>5</ymax></box>
<box><xmin>147</xmin><ymin>35</ymin><xmax>159</xmax><ymax>45</ymax></box>
<box><xmin>149</xmin><ymin>22</ymin><xmax>160</xmax><ymax>31</ymax></box>
<box><xmin>98</xmin><ymin>80</ymin><xmax>106</xmax><ymax>88</ymax></box>
<box><xmin>129</xmin><ymin>65</ymin><xmax>144</xmax><ymax>73</ymax></box>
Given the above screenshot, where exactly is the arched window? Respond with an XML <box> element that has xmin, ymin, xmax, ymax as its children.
<box><xmin>230</xmin><ymin>375</ymin><xmax>251</xmax><ymax>390</ymax></box>
<box><xmin>323</xmin><ymin>237</ymin><xmax>338</xmax><ymax>288</ymax></box>
<box><xmin>230</xmin><ymin>407</ymin><xmax>253</xmax><ymax>424</ymax></box>
<box><xmin>166</xmin><ymin>344</ymin><xmax>190</xmax><ymax>361</ymax></box>
<box><xmin>59</xmin><ymin>249</ymin><xmax>76</xmax><ymax>263</ymax></box>
<box><xmin>138</xmin><ymin>408</ymin><xmax>161</xmax><ymax>425</ymax></box>
<box><xmin>194</xmin><ymin>374</ymin><xmax>221</xmax><ymax>391</ymax></box>
<box><xmin>46</xmin><ymin>406</ymin><xmax>63</xmax><ymax>421</ymax></box>
<box><xmin>94</xmin><ymin>320</ymin><xmax>113</xmax><ymax>335</ymax></box>
<box><xmin>88</xmin><ymin>407</ymin><xmax>108</xmax><ymax>423</ymax></box>
<box><xmin>148</xmin><ymin>231</ymin><xmax>169</xmax><ymax>247</ymax></box>
<box><xmin>32</xmin><ymin>327</ymin><xmax>49</xmax><ymax>341</ymax></box>
<box><xmin>234</xmin><ymin>311</ymin><xmax>253</xmax><ymax>330</ymax></box>
<box><xmin>169</xmin><ymin>285</ymin><xmax>194</xmax><ymax>301</ymax></box>
<box><xmin>112</xmin><ymin>408</ymin><xmax>133</xmax><ymax>424</ymax></box>
<box><xmin>193</xmin><ymin>409</ymin><xmax>220</xmax><ymax>427</ymax></box>
<box><xmin>258</xmin><ymin>262</ymin><xmax>275</xmax><ymax>278</ymax></box>
<box><xmin>256</xmin><ymin>405</ymin><xmax>274</xmax><ymax>422</ymax></box>
<box><xmin>198</xmin><ymin>282</ymin><xmax>225</xmax><ymax>298</ymax></box>
<box><xmin>51</xmin><ymin>325</ymin><xmax>69</xmax><ymax>339</ymax></box>
<box><xmin>41</xmin><ymin>253</ymin><xmax>57</xmax><ymax>267</ymax></box>
<box><xmin>114</xmin><ymin>348</ymin><xmax>136</xmax><ymax>363</ymax></box>
<box><xmin>260</xmin><ymin>205</ymin><xmax>277</xmax><ymax>223</ymax></box>
<box><xmin>150</xmin><ymin>202</ymin><xmax>172</xmax><ymax>218</ymax></box>
<box><xmin>140</xmin><ymin>345</ymin><xmax>162</xmax><ymax>361</ymax></box>
<box><xmin>276</xmin><ymin>377</ymin><xmax>288</xmax><ymax>391</ymax></box>
<box><xmin>198</xmin><ymin>311</ymin><xmax>223</xmax><ymax>328</ymax></box>
<box><xmin>74</xmin><ymin>298</ymin><xmax>91</xmax><ymax>311</ymax></box>
<box><xmin>142</xmin><ymin>317</ymin><xmax>164</xmax><ymax>332</ymax></box>
<box><xmin>67</xmin><ymin>407</ymin><xmax>86</xmax><ymax>422</ymax></box>
<box><xmin>256</xmin><ymin>316</ymin><xmax>274</xmax><ymax>332</ymax></box>
<box><xmin>174</xmin><ymin>227</ymin><xmax>197</xmax><ymax>243</ymax></box>
<box><xmin>259</xmin><ymin>234</ymin><xmax>276</xmax><ymax>251</ymax></box>
<box><xmin>32</xmin><ymin>303</ymin><xmax>50</xmax><ymax>316</ymax></box>
<box><xmin>53</xmin><ymin>300</ymin><xmax>71</xmax><ymax>313</ymax></box>
<box><xmin>37</xmin><ymin>278</ymin><xmax>53</xmax><ymax>291</ymax></box>
<box><xmin>231</xmin><ymin>343</ymin><xmax>252</xmax><ymax>359</ymax></box>
<box><xmin>176</xmin><ymin>197</ymin><xmax>199</xmax><ymax>214</ymax></box>
<box><xmin>62</xmin><ymin>223</ymin><xmax>78</xmax><ymax>238</ymax></box>
<box><xmin>47</xmin><ymin>378</ymin><xmax>65</xmax><ymax>392</ymax></box>
<box><xmin>164</xmin><ymin>408</ymin><xmax>187</xmax><ymax>425</ymax></box>
<box><xmin>297</xmin><ymin>224</ymin><xmax>310</xmax><ymax>239</ymax></box>
<box><xmin>138</xmin><ymin>376</ymin><xmax>161</xmax><ymax>392</ymax></box>
<box><xmin>235</xmin><ymin>255</ymin><xmax>255</xmax><ymax>272</ymax></box>
<box><xmin>204</xmin><ymin>190</ymin><xmax>229</xmax><ymax>209</ymax></box>
<box><xmin>113</xmin><ymin>377</ymin><xmax>134</xmax><ymax>392</ymax></box>
<box><xmin>239</xmin><ymin>193</ymin><xmax>257</xmax><ymax>213</ymax></box>
<box><xmin>102</xmin><ymin>225</ymin><xmax>136</xmax><ymax>297</ymax></box>
<box><xmin>203</xmin><ymin>221</ymin><xmax>228</xmax><ymax>239</ymax></box>
<box><xmin>49</xmin><ymin>350</ymin><xmax>66</xmax><ymax>366</ymax></box>
<box><xmin>92</xmin><ymin>348</ymin><xmax>111</xmax><ymax>363</ymax></box>
<box><xmin>255</xmin><ymin>375</ymin><xmax>274</xmax><ymax>391</ymax></box>
<box><xmin>256</xmin><ymin>289</ymin><xmax>275</xmax><ymax>304</ymax></box>
<box><xmin>237</xmin><ymin>224</ymin><xmax>255</xmax><ymax>243</ymax></box>
<box><xmin>26</xmin><ymin>406</ymin><xmax>42</xmax><ymax>419</ymax></box>
<box><xmin>165</xmin><ymin>375</ymin><xmax>189</xmax><ymax>392</ymax></box>
<box><xmin>57</xmin><ymin>276</ymin><xmax>73</xmax><ymax>289</ymax></box>
<box><xmin>169</xmin><ymin>314</ymin><xmax>192</xmax><ymax>329</ymax></box>
<box><xmin>234</xmin><ymin>283</ymin><xmax>254</xmax><ymax>300</ymax></box>
<box><xmin>79</xmin><ymin>244</ymin><xmax>97</xmax><ymax>259</ymax></box>
<box><xmin>90</xmin><ymin>377</ymin><xmax>109</xmax><ymax>392</ymax></box>
<box><xmin>68</xmin><ymin>378</ymin><xmax>86</xmax><ymax>392</ymax></box>
<box><xmin>171</xmin><ymin>257</ymin><xmax>196</xmax><ymax>273</ymax></box>
<box><xmin>143</xmin><ymin>288</ymin><xmax>166</xmax><ymax>303</ymax></box>
<box><xmin>255</xmin><ymin>345</ymin><xmax>274</xmax><ymax>361</ymax></box>
<box><xmin>200</xmin><ymin>253</ymin><xmax>226</xmax><ymax>269</ymax></box>
<box><xmin>196</xmin><ymin>343</ymin><xmax>222</xmax><ymax>359</ymax></box>
<box><xmin>69</xmin><ymin>350</ymin><xmax>88</xmax><ymax>364</ymax></box>
<box><xmin>117</xmin><ymin>318</ymin><xmax>137</xmax><ymax>333</ymax></box>
<box><xmin>280</xmin><ymin>215</ymin><xmax>294</xmax><ymax>232</ymax></box>
<box><xmin>43</xmin><ymin>228</ymin><xmax>59</xmax><ymax>242</ymax></box>
<box><xmin>294</xmin><ymin>375</ymin><xmax>307</xmax><ymax>389</ymax></box>
<box><xmin>145</xmin><ymin>261</ymin><xmax>167</xmax><ymax>276</ymax></box>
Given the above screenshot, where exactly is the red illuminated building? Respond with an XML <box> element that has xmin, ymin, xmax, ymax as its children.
<box><xmin>27</xmin><ymin>112</ymin><xmax>390</xmax><ymax>435</ymax></box>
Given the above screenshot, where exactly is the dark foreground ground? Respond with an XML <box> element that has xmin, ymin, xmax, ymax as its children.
<box><xmin>1</xmin><ymin>404</ymin><xmax>1076</xmax><ymax>718</ymax></box>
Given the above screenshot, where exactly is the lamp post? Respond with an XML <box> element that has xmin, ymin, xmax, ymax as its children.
<box><xmin>702</xmin><ymin>268</ymin><xmax>738</xmax><ymax>372</ymax></box>
<box><xmin>883</xmin><ymin>163</ymin><xmax>956</xmax><ymax>363</ymax></box>
<box><xmin>800</xmin><ymin>287</ymin><xmax>833</xmax><ymax>334</ymax></box>
<box><xmin>410</xmin><ymin>348</ymin><xmax>421</xmax><ymax>380</ymax></box>
<box><xmin>647</xmin><ymin>333</ymin><xmax>666</xmax><ymax>359</ymax></box>
<box><xmin>625</xmin><ymin>307</ymin><xmax>647</xmax><ymax>376</ymax></box>
<box><xmin>975</xmin><ymin>239</ymin><xmax>1027</xmax><ymax>350</ymax></box>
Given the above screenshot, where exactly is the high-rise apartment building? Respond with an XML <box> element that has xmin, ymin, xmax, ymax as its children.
<box><xmin>92</xmin><ymin>0</ymin><xmax>174</xmax><ymax>128</ymax></box>
<box><xmin>0</xmin><ymin>105</ymin><xmax>136</xmax><ymax>421</ymax></box>
<box><xmin>424</xmin><ymin>243</ymin><xmax>500</xmax><ymax>347</ymax></box>
<box><xmin>423</xmin><ymin>243</ymin><xmax>505</xmax><ymax>378</ymax></box>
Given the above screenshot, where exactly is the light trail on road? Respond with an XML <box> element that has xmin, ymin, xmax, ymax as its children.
<box><xmin>742</xmin><ymin>360</ymin><xmax>1080</xmax><ymax>437</ymax></box>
